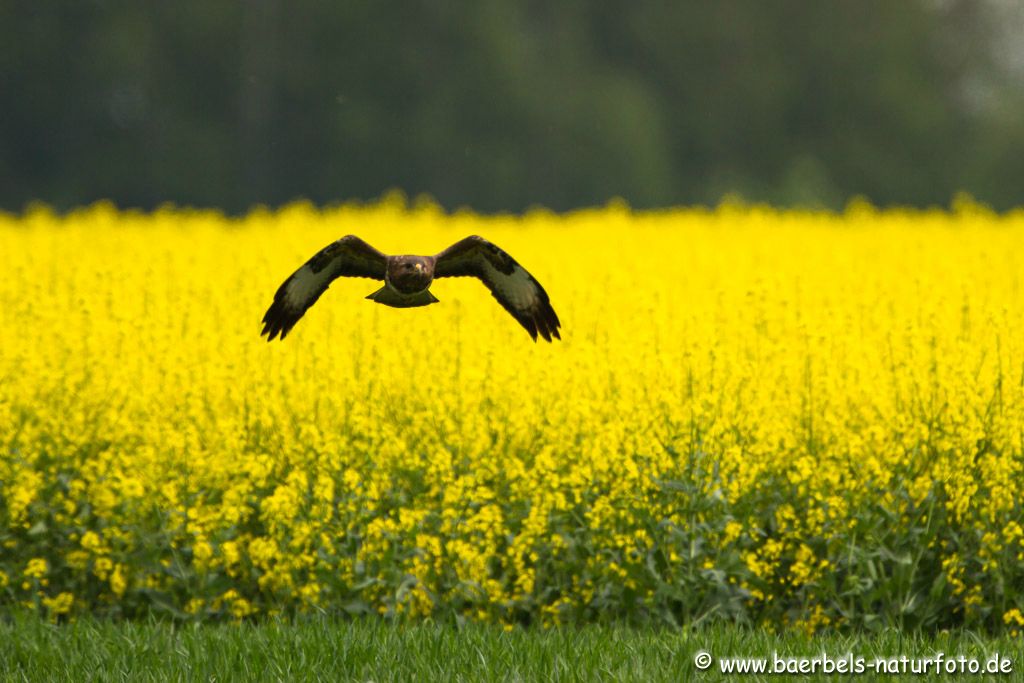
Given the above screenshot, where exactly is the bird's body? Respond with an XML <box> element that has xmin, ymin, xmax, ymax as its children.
<box><xmin>366</xmin><ymin>256</ymin><xmax>438</xmax><ymax>307</ymax></box>
<box><xmin>261</xmin><ymin>236</ymin><xmax>561</xmax><ymax>342</ymax></box>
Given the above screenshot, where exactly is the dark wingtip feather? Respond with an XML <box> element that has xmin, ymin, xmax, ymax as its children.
<box><xmin>536</xmin><ymin>314</ymin><xmax>553</xmax><ymax>342</ymax></box>
<box><xmin>260</xmin><ymin>300</ymin><xmax>299</xmax><ymax>342</ymax></box>
<box><xmin>522</xmin><ymin>317</ymin><xmax>538</xmax><ymax>341</ymax></box>
<box><xmin>533</xmin><ymin>301</ymin><xmax>561</xmax><ymax>343</ymax></box>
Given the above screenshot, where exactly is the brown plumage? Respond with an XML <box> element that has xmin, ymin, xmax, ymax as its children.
<box><xmin>261</xmin><ymin>235</ymin><xmax>561</xmax><ymax>342</ymax></box>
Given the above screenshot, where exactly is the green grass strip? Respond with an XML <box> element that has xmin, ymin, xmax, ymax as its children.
<box><xmin>1</xmin><ymin>613</ymin><xmax>1020</xmax><ymax>682</ymax></box>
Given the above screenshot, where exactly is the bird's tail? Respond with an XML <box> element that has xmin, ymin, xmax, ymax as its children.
<box><xmin>365</xmin><ymin>286</ymin><xmax>439</xmax><ymax>308</ymax></box>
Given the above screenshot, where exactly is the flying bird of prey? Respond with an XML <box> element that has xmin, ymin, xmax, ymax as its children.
<box><xmin>261</xmin><ymin>235</ymin><xmax>561</xmax><ymax>342</ymax></box>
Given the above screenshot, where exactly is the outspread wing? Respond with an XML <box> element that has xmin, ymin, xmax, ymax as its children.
<box><xmin>433</xmin><ymin>235</ymin><xmax>561</xmax><ymax>342</ymax></box>
<box><xmin>261</xmin><ymin>235</ymin><xmax>387</xmax><ymax>341</ymax></box>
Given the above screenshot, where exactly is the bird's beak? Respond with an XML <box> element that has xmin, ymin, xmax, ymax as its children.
<box><xmin>415</xmin><ymin>263</ymin><xmax>424</xmax><ymax>271</ymax></box>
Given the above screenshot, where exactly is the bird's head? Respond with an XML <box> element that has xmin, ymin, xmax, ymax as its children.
<box><xmin>398</xmin><ymin>257</ymin><xmax>428</xmax><ymax>274</ymax></box>
<box><xmin>390</xmin><ymin>256</ymin><xmax>433</xmax><ymax>292</ymax></box>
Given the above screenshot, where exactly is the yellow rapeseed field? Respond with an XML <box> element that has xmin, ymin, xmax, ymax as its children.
<box><xmin>2</xmin><ymin>196</ymin><xmax>1024</xmax><ymax>632</ymax></box>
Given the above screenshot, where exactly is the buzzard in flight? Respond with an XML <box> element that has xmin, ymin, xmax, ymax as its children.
<box><xmin>261</xmin><ymin>235</ymin><xmax>561</xmax><ymax>342</ymax></box>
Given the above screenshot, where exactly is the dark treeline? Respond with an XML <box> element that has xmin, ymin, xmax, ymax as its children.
<box><xmin>3</xmin><ymin>1</ymin><xmax>1024</xmax><ymax>213</ymax></box>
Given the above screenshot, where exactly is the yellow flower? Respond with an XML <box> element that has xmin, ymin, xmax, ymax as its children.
<box><xmin>110</xmin><ymin>564</ymin><xmax>128</xmax><ymax>597</ymax></box>
<box><xmin>80</xmin><ymin>531</ymin><xmax>102</xmax><ymax>552</ymax></box>
<box><xmin>1004</xmin><ymin>609</ymin><xmax>1024</xmax><ymax>627</ymax></box>
<box><xmin>93</xmin><ymin>557</ymin><xmax>113</xmax><ymax>581</ymax></box>
<box><xmin>3</xmin><ymin>201</ymin><xmax>1024</xmax><ymax>629</ymax></box>
<box><xmin>192</xmin><ymin>541</ymin><xmax>213</xmax><ymax>567</ymax></box>
<box><xmin>723</xmin><ymin>521</ymin><xmax>744</xmax><ymax>544</ymax></box>
<box><xmin>41</xmin><ymin>592</ymin><xmax>74</xmax><ymax>616</ymax></box>
<box><xmin>230</xmin><ymin>597</ymin><xmax>255</xmax><ymax>619</ymax></box>
<box><xmin>24</xmin><ymin>558</ymin><xmax>48</xmax><ymax>579</ymax></box>
<box><xmin>218</xmin><ymin>589</ymin><xmax>255</xmax><ymax>619</ymax></box>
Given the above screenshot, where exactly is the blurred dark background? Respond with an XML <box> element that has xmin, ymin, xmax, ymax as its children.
<box><xmin>3</xmin><ymin>0</ymin><xmax>1024</xmax><ymax>213</ymax></box>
